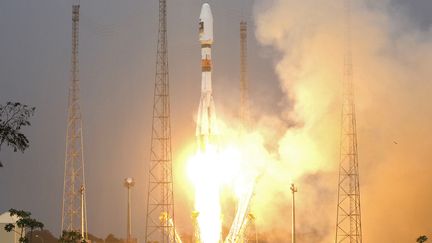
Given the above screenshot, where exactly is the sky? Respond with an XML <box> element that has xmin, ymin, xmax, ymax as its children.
<box><xmin>0</xmin><ymin>0</ymin><xmax>432</xmax><ymax>242</ymax></box>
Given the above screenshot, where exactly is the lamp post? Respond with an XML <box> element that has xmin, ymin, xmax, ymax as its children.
<box><xmin>290</xmin><ymin>183</ymin><xmax>297</xmax><ymax>243</ymax></box>
<box><xmin>80</xmin><ymin>185</ymin><xmax>85</xmax><ymax>239</ymax></box>
<box><xmin>124</xmin><ymin>177</ymin><xmax>135</xmax><ymax>243</ymax></box>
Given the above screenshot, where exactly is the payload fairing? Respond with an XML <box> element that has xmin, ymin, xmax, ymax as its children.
<box><xmin>196</xmin><ymin>3</ymin><xmax>217</xmax><ymax>150</ymax></box>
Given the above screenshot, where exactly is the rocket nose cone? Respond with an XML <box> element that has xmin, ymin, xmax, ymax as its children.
<box><xmin>200</xmin><ymin>3</ymin><xmax>213</xmax><ymax>20</ymax></box>
<box><xmin>199</xmin><ymin>2</ymin><xmax>213</xmax><ymax>43</ymax></box>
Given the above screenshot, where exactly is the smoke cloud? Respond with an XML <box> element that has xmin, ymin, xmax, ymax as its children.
<box><xmin>246</xmin><ymin>0</ymin><xmax>432</xmax><ymax>241</ymax></box>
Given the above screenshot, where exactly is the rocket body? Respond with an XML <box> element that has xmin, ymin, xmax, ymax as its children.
<box><xmin>196</xmin><ymin>3</ymin><xmax>217</xmax><ymax>149</ymax></box>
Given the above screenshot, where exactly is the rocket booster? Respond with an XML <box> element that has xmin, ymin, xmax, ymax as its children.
<box><xmin>196</xmin><ymin>3</ymin><xmax>217</xmax><ymax>148</ymax></box>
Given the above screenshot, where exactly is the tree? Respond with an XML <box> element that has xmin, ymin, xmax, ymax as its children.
<box><xmin>28</xmin><ymin>229</ymin><xmax>59</xmax><ymax>243</ymax></box>
<box><xmin>4</xmin><ymin>208</ymin><xmax>44</xmax><ymax>243</ymax></box>
<box><xmin>87</xmin><ymin>233</ymin><xmax>104</xmax><ymax>243</ymax></box>
<box><xmin>59</xmin><ymin>230</ymin><xmax>87</xmax><ymax>243</ymax></box>
<box><xmin>105</xmin><ymin>233</ymin><xmax>122</xmax><ymax>243</ymax></box>
<box><xmin>417</xmin><ymin>235</ymin><xmax>428</xmax><ymax>243</ymax></box>
<box><xmin>0</xmin><ymin>101</ymin><xmax>35</xmax><ymax>167</ymax></box>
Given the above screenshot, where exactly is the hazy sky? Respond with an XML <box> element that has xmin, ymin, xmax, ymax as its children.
<box><xmin>0</xmin><ymin>0</ymin><xmax>431</xmax><ymax>242</ymax></box>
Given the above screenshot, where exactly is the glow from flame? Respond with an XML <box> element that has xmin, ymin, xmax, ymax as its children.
<box><xmin>187</xmin><ymin>123</ymin><xmax>268</xmax><ymax>243</ymax></box>
<box><xmin>187</xmin><ymin>144</ymin><xmax>223</xmax><ymax>243</ymax></box>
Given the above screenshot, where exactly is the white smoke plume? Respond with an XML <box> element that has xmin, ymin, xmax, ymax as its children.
<box><xmin>248</xmin><ymin>0</ymin><xmax>432</xmax><ymax>241</ymax></box>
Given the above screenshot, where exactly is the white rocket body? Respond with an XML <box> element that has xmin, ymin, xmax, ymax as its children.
<box><xmin>196</xmin><ymin>3</ymin><xmax>217</xmax><ymax>148</ymax></box>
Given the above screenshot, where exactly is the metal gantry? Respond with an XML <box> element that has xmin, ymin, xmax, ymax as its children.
<box><xmin>245</xmin><ymin>213</ymin><xmax>259</xmax><ymax>243</ymax></box>
<box><xmin>61</xmin><ymin>1</ymin><xmax>88</xmax><ymax>239</ymax></box>
<box><xmin>335</xmin><ymin>0</ymin><xmax>362</xmax><ymax>242</ymax></box>
<box><xmin>144</xmin><ymin>0</ymin><xmax>176</xmax><ymax>242</ymax></box>
<box><xmin>225</xmin><ymin>182</ymin><xmax>255</xmax><ymax>243</ymax></box>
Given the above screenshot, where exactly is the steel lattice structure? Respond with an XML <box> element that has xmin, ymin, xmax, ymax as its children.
<box><xmin>335</xmin><ymin>0</ymin><xmax>362</xmax><ymax>242</ymax></box>
<box><xmin>191</xmin><ymin>211</ymin><xmax>201</xmax><ymax>243</ymax></box>
<box><xmin>61</xmin><ymin>1</ymin><xmax>88</xmax><ymax>239</ymax></box>
<box><xmin>239</xmin><ymin>21</ymin><xmax>249</xmax><ymax>125</ymax></box>
<box><xmin>144</xmin><ymin>0</ymin><xmax>176</xmax><ymax>242</ymax></box>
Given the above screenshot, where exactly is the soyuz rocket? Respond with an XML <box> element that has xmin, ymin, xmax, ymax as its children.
<box><xmin>196</xmin><ymin>3</ymin><xmax>217</xmax><ymax>150</ymax></box>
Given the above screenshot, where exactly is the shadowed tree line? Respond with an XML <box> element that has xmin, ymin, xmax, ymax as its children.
<box><xmin>26</xmin><ymin>229</ymin><xmax>126</xmax><ymax>243</ymax></box>
<box><xmin>3</xmin><ymin>208</ymin><xmax>430</xmax><ymax>243</ymax></box>
<box><xmin>3</xmin><ymin>208</ymin><xmax>126</xmax><ymax>243</ymax></box>
<box><xmin>29</xmin><ymin>231</ymin><xmax>127</xmax><ymax>243</ymax></box>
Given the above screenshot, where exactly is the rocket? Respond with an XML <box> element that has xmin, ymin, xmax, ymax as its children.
<box><xmin>196</xmin><ymin>3</ymin><xmax>217</xmax><ymax>150</ymax></box>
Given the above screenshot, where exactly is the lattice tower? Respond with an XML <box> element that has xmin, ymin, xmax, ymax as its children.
<box><xmin>240</xmin><ymin>21</ymin><xmax>250</xmax><ymax>125</ymax></box>
<box><xmin>144</xmin><ymin>0</ymin><xmax>176</xmax><ymax>242</ymax></box>
<box><xmin>335</xmin><ymin>0</ymin><xmax>362</xmax><ymax>242</ymax></box>
<box><xmin>61</xmin><ymin>1</ymin><xmax>88</xmax><ymax>239</ymax></box>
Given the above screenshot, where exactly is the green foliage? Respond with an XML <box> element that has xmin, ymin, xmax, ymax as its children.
<box><xmin>4</xmin><ymin>208</ymin><xmax>44</xmax><ymax>243</ymax></box>
<box><xmin>0</xmin><ymin>101</ymin><xmax>35</xmax><ymax>166</ymax></box>
<box><xmin>59</xmin><ymin>230</ymin><xmax>87</xmax><ymax>243</ymax></box>
<box><xmin>417</xmin><ymin>235</ymin><xmax>428</xmax><ymax>243</ymax></box>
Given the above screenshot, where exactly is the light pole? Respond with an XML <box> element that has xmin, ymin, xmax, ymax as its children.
<box><xmin>80</xmin><ymin>185</ymin><xmax>85</xmax><ymax>239</ymax></box>
<box><xmin>290</xmin><ymin>183</ymin><xmax>297</xmax><ymax>243</ymax></box>
<box><xmin>124</xmin><ymin>177</ymin><xmax>135</xmax><ymax>243</ymax></box>
<box><xmin>35</xmin><ymin>234</ymin><xmax>45</xmax><ymax>243</ymax></box>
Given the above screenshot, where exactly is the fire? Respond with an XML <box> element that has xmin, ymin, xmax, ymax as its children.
<box><xmin>187</xmin><ymin>144</ymin><xmax>223</xmax><ymax>243</ymax></box>
<box><xmin>187</xmin><ymin>123</ymin><xmax>268</xmax><ymax>243</ymax></box>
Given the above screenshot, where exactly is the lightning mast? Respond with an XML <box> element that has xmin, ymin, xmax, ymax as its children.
<box><xmin>335</xmin><ymin>0</ymin><xmax>362</xmax><ymax>242</ymax></box>
<box><xmin>239</xmin><ymin>21</ymin><xmax>249</xmax><ymax>125</ymax></box>
<box><xmin>144</xmin><ymin>0</ymin><xmax>176</xmax><ymax>242</ymax></box>
<box><xmin>61</xmin><ymin>0</ymin><xmax>88</xmax><ymax>239</ymax></box>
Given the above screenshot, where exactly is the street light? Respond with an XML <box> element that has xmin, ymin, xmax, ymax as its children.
<box><xmin>124</xmin><ymin>177</ymin><xmax>135</xmax><ymax>243</ymax></box>
<box><xmin>290</xmin><ymin>183</ymin><xmax>298</xmax><ymax>243</ymax></box>
<box><xmin>80</xmin><ymin>184</ymin><xmax>86</xmax><ymax>239</ymax></box>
